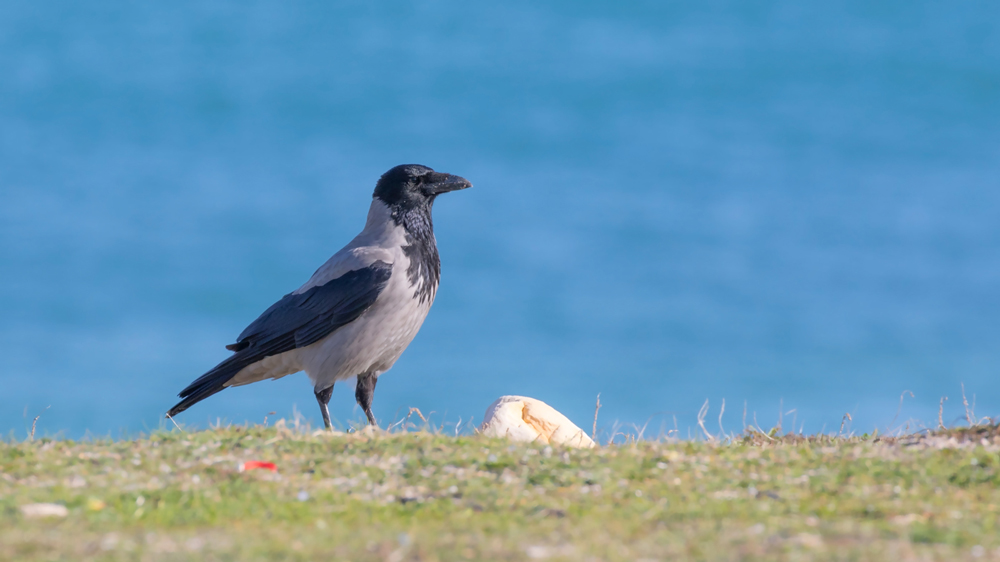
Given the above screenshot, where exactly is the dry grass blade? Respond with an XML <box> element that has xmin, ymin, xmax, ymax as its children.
<box><xmin>777</xmin><ymin>398</ymin><xmax>783</xmax><ymax>434</ymax></box>
<box><xmin>752</xmin><ymin>412</ymin><xmax>773</xmax><ymax>441</ymax></box>
<box><xmin>407</xmin><ymin>407</ymin><xmax>428</xmax><ymax>426</ymax></box>
<box><xmin>718</xmin><ymin>398</ymin><xmax>726</xmax><ymax>438</ymax></box>
<box><xmin>608</xmin><ymin>431</ymin><xmax>628</xmax><ymax>444</ymax></box>
<box><xmin>592</xmin><ymin>393</ymin><xmax>601</xmax><ymax>441</ymax></box>
<box><xmin>938</xmin><ymin>396</ymin><xmax>948</xmax><ymax>430</ymax></box>
<box><xmin>785</xmin><ymin>409</ymin><xmax>798</xmax><ymax>435</ymax></box>
<box><xmin>29</xmin><ymin>406</ymin><xmax>50</xmax><ymax>442</ymax></box>
<box><xmin>696</xmin><ymin>399</ymin><xmax>713</xmax><ymax>441</ymax></box>
<box><xmin>962</xmin><ymin>383</ymin><xmax>976</xmax><ymax>427</ymax></box>
<box><xmin>165</xmin><ymin>413</ymin><xmax>185</xmax><ymax>433</ymax></box>
<box><xmin>838</xmin><ymin>413</ymin><xmax>852</xmax><ymax>436</ymax></box>
<box><xmin>889</xmin><ymin>390</ymin><xmax>914</xmax><ymax>429</ymax></box>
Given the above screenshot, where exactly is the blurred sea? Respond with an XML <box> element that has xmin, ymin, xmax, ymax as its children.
<box><xmin>2</xmin><ymin>1</ymin><xmax>999</xmax><ymax>438</ymax></box>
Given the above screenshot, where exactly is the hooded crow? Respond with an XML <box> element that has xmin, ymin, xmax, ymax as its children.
<box><xmin>166</xmin><ymin>164</ymin><xmax>472</xmax><ymax>428</ymax></box>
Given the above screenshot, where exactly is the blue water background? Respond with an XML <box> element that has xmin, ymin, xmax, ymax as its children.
<box><xmin>2</xmin><ymin>1</ymin><xmax>999</xmax><ymax>438</ymax></box>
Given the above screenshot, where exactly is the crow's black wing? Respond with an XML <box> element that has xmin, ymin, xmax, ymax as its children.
<box><xmin>167</xmin><ymin>260</ymin><xmax>393</xmax><ymax>416</ymax></box>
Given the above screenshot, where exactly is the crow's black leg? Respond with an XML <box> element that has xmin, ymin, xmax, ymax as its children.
<box><xmin>315</xmin><ymin>385</ymin><xmax>334</xmax><ymax>430</ymax></box>
<box><xmin>355</xmin><ymin>374</ymin><xmax>378</xmax><ymax>427</ymax></box>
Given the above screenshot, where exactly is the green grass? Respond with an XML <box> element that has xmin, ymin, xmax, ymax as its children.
<box><xmin>3</xmin><ymin>423</ymin><xmax>1000</xmax><ymax>561</ymax></box>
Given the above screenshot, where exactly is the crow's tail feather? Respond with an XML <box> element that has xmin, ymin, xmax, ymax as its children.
<box><xmin>166</xmin><ymin>354</ymin><xmax>250</xmax><ymax>418</ymax></box>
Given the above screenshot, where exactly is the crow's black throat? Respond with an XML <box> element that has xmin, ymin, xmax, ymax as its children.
<box><xmin>392</xmin><ymin>205</ymin><xmax>440</xmax><ymax>304</ymax></box>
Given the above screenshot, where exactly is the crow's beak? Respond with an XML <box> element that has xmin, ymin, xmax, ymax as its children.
<box><xmin>425</xmin><ymin>172</ymin><xmax>472</xmax><ymax>195</ymax></box>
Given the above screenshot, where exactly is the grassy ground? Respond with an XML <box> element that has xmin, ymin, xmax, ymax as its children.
<box><xmin>3</xmin><ymin>422</ymin><xmax>1000</xmax><ymax>561</ymax></box>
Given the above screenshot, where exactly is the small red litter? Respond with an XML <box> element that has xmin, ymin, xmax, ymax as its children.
<box><xmin>239</xmin><ymin>461</ymin><xmax>278</xmax><ymax>473</ymax></box>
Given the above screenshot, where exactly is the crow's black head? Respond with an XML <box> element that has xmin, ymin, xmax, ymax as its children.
<box><xmin>373</xmin><ymin>164</ymin><xmax>472</xmax><ymax>211</ymax></box>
